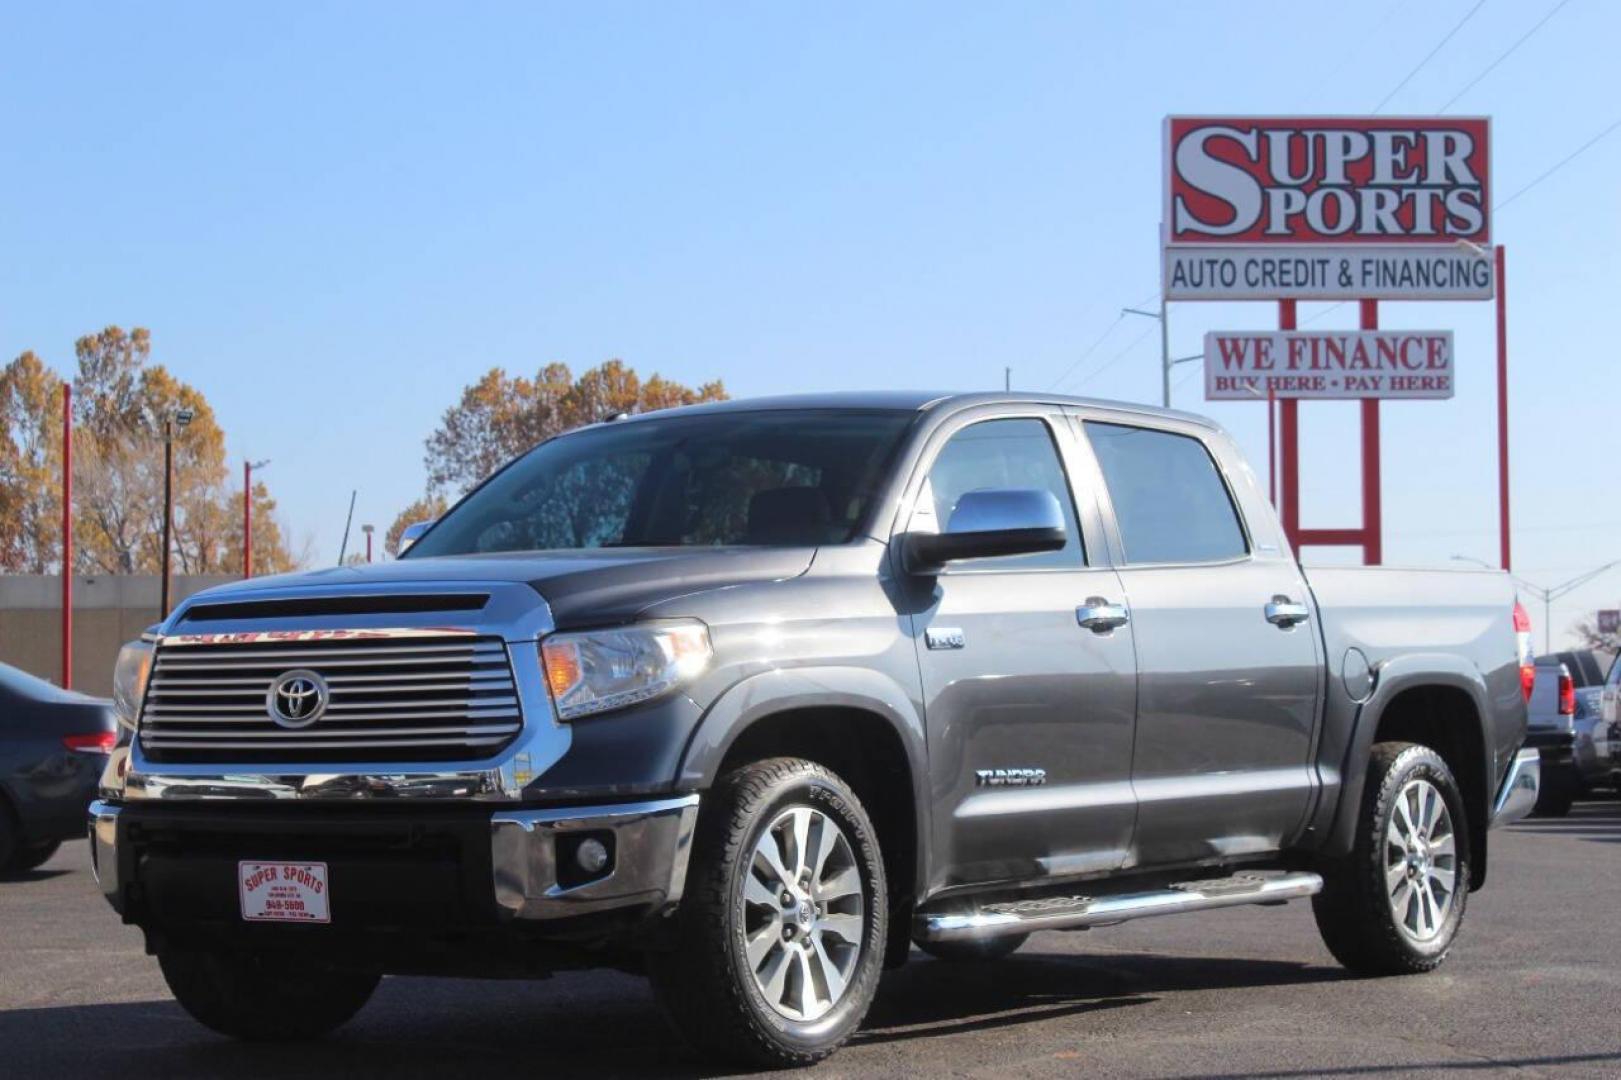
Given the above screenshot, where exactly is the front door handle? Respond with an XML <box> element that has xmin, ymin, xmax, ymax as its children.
<box><xmin>1265</xmin><ymin>595</ymin><xmax>1311</xmax><ymax>628</ymax></box>
<box><xmin>1077</xmin><ymin>598</ymin><xmax>1130</xmax><ymax>633</ymax></box>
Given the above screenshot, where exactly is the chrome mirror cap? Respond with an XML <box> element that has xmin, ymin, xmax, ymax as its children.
<box><xmin>398</xmin><ymin>520</ymin><xmax>435</xmax><ymax>554</ymax></box>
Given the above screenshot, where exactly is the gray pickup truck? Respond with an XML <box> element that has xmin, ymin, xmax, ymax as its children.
<box><xmin>89</xmin><ymin>392</ymin><xmax>1539</xmax><ymax>1067</ymax></box>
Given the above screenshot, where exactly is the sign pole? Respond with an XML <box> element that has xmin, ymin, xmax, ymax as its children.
<box><xmin>1267</xmin><ymin>388</ymin><xmax>1277</xmax><ymax>507</ymax></box>
<box><xmin>1359</xmin><ymin>299</ymin><xmax>1382</xmax><ymax>565</ymax></box>
<box><xmin>1496</xmin><ymin>245</ymin><xmax>1511</xmax><ymax>572</ymax></box>
<box><xmin>61</xmin><ymin>383</ymin><xmax>72</xmax><ymax>689</ymax></box>
<box><xmin>1278</xmin><ymin>301</ymin><xmax>1299</xmax><ymax>551</ymax></box>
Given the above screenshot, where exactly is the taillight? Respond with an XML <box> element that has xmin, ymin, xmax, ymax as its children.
<box><xmin>63</xmin><ymin>732</ymin><xmax>116</xmax><ymax>754</ymax></box>
<box><xmin>1559</xmin><ymin>668</ymin><xmax>1576</xmax><ymax>716</ymax></box>
<box><xmin>1514</xmin><ymin>600</ymin><xmax>1535</xmax><ymax>702</ymax></box>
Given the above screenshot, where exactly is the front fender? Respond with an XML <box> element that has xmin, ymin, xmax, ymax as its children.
<box><xmin>676</xmin><ymin>665</ymin><xmax>932</xmax><ymax>896</ymax></box>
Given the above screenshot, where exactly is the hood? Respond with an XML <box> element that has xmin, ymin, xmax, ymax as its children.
<box><xmin>186</xmin><ymin>547</ymin><xmax>817</xmax><ymax>629</ymax></box>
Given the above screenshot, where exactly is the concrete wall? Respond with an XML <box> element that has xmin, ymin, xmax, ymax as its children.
<box><xmin>0</xmin><ymin>575</ymin><xmax>237</xmax><ymax>697</ymax></box>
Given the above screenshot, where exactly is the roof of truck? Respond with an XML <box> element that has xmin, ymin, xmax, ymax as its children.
<box><xmin>605</xmin><ymin>390</ymin><xmax>1218</xmax><ymax>429</ymax></box>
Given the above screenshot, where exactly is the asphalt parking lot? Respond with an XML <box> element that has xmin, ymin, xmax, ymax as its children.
<box><xmin>3</xmin><ymin>802</ymin><xmax>1618</xmax><ymax>1080</ymax></box>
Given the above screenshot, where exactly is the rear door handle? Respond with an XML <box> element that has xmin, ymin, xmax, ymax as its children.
<box><xmin>1265</xmin><ymin>596</ymin><xmax>1311</xmax><ymax>628</ymax></box>
<box><xmin>1077</xmin><ymin>598</ymin><xmax>1130</xmax><ymax>633</ymax></box>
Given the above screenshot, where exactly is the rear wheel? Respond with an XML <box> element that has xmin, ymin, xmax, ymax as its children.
<box><xmin>7</xmin><ymin>841</ymin><xmax>61</xmax><ymax>874</ymax></box>
<box><xmin>649</xmin><ymin>757</ymin><xmax>887</xmax><ymax>1068</ymax></box>
<box><xmin>1313</xmin><ymin>742</ymin><xmax>1470</xmax><ymax>975</ymax></box>
<box><xmin>0</xmin><ymin>809</ymin><xmax>17</xmax><ymax>874</ymax></box>
<box><xmin>914</xmin><ymin>934</ymin><xmax>1029</xmax><ymax>962</ymax></box>
<box><xmin>158</xmin><ymin>951</ymin><xmax>379</xmax><ymax>1041</ymax></box>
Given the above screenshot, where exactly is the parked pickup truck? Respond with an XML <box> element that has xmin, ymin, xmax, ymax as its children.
<box><xmin>89</xmin><ymin>392</ymin><xmax>1540</xmax><ymax>1067</ymax></box>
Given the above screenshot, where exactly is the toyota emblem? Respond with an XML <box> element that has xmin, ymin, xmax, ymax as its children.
<box><xmin>266</xmin><ymin>669</ymin><xmax>330</xmax><ymax>729</ymax></box>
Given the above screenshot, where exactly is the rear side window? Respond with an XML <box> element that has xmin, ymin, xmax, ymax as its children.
<box><xmin>1084</xmin><ymin>422</ymin><xmax>1247</xmax><ymax>565</ymax></box>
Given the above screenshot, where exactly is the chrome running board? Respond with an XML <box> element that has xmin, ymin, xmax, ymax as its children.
<box><xmin>916</xmin><ymin>870</ymin><xmax>1324</xmax><ymax>943</ymax></box>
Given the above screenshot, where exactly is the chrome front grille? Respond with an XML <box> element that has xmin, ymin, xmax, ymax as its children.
<box><xmin>138</xmin><ymin>633</ymin><xmax>522</xmax><ymax>764</ymax></box>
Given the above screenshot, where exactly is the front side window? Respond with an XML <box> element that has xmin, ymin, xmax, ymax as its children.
<box><xmin>913</xmin><ymin>417</ymin><xmax>1085</xmax><ymax>570</ymax></box>
<box><xmin>408</xmin><ymin>409</ymin><xmax>915</xmax><ymax>556</ymax></box>
<box><xmin>1084</xmin><ymin>422</ymin><xmax>1247</xmax><ymax>565</ymax></box>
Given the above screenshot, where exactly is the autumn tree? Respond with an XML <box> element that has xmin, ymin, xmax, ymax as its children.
<box><xmin>424</xmin><ymin>360</ymin><xmax>725</xmax><ymax>495</ymax></box>
<box><xmin>0</xmin><ymin>327</ymin><xmax>300</xmax><ymax>576</ymax></box>
<box><xmin>0</xmin><ymin>352</ymin><xmax>65</xmax><ymax>571</ymax></box>
<box><xmin>385</xmin><ymin>493</ymin><xmax>449</xmax><ymax>557</ymax></box>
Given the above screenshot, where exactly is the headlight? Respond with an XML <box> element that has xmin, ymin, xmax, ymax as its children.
<box><xmin>540</xmin><ymin>621</ymin><xmax>711</xmax><ymax>721</ymax></box>
<box><xmin>112</xmin><ymin>640</ymin><xmax>154</xmax><ymax>731</ymax></box>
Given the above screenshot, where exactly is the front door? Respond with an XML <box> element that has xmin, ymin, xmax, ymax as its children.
<box><xmin>1079</xmin><ymin>417</ymin><xmax>1321</xmax><ymax>869</ymax></box>
<box><xmin>902</xmin><ymin>410</ymin><xmax>1138</xmax><ymax>893</ymax></box>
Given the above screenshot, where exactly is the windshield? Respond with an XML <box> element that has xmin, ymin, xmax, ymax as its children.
<box><xmin>407</xmin><ymin>409</ymin><xmax>916</xmax><ymax>557</ymax></box>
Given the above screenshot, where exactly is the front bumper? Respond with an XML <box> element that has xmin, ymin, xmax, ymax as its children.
<box><xmin>89</xmin><ymin>794</ymin><xmax>699</xmax><ymax>931</ymax></box>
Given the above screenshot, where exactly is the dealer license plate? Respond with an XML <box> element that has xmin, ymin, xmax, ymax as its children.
<box><xmin>238</xmin><ymin>861</ymin><xmax>331</xmax><ymax>924</ymax></box>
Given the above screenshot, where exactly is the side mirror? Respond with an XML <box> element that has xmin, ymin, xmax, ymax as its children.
<box><xmin>904</xmin><ymin>488</ymin><xmax>1067</xmax><ymax>571</ymax></box>
<box><xmin>398</xmin><ymin>520</ymin><xmax>435</xmax><ymax>554</ymax></box>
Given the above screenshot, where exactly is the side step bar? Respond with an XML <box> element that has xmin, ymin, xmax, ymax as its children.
<box><xmin>917</xmin><ymin>871</ymin><xmax>1324</xmax><ymax>943</ymax></box>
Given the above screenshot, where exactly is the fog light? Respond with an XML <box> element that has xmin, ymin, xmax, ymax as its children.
<box><xmin>576</xmin><ymin>837</ymin><xmax>610</xmax><ymax>874</ymax></box>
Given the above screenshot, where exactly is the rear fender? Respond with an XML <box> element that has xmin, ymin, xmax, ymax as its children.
<box><xmin>1323</xmin><ymin>654</ymin><xmax>1496</xmax><ymax>871</ymax></box>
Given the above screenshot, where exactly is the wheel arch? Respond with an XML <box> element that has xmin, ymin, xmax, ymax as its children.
<box><xmin>1326</xmin><ymin>656</ymin><xmax>1495</xmax><ymax>888</ymax></box>
<box><xmin>677</xmin><ymin>667</ymin><xmax>930</xmax><ymax>960</ymax></box>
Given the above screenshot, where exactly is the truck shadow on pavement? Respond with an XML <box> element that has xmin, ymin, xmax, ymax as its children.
<box><xmin>1511</xmin><ymin>799</ymin><xmax>1621</xmax><ymax>843</ymax></box>
<box><xmin>0</xmin><ymin>949</ymin><xmax>1343</xmax><ymax>1079</ymax></box>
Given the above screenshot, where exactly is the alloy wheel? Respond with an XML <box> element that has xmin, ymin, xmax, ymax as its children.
<box><xmin>741</xmin><ymin>805</ymin><xmax>865</xmax><ymax>1022</ymax></box>
<box><xmin>1385</xmin><ymin>777</ymin><xmax>1457</xmax><ymax>942</ymax></box>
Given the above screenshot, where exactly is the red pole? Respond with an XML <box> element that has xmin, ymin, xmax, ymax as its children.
<box><xmin>61</xmin><ymin>384</ymin><xmax>73</xmax><ymax>689</ymax></box>
<box><xmin>1278</xmin><ymin>300</ymin><xmax>1299</xmax><ymax>551</ymax></box>
<box><xmin>243</xmin><ymin>460</ymin><xmax>252</xmax><ymax>578</ymax></box>
<box><xmin>1267</xmin><ymin>388</ymin><xmax>1277</xmax><ymax>507</ymax></box>
<box><xmin>1359</xmin><ymin>299</ymin><xmax>1382</xmax><ymax>566</ymax></box>
<box><xmin>1495</xmin><ymin>245</ymin><xmax>1511</xmax><ymax>571</ymax></box>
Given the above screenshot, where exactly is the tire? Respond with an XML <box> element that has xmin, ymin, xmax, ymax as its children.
<box><xmin>649</xmin><ymin>757</ymin><xmax>888</xmax><ymax>1068</ymax></box>
<box><xmin>915</xmin><ymin>933</ymin><xmax>1028</xmax><ymax>963</ymax></box>
<box><xmin>158</xmin><ymin>951</ymin><xmax>379</xmax><ymax>1042</ymax></box>
<box><xmin>1313</xmin><ymin>742</ymin><xmax>1470</xmax><ymax>976</ymax></box>
<box><xmin>1533</xmin><ymin>768</ymin><xmax>1576</xmax><ymax>817</ymax></box>
<box><xmin>0</xmin><ymin>808</ymin><xmax>17</xmax><ymax>874</ymax></box>
<box><xmin>6</xmin><ymin>841</ymin><xmax>61</xmax><ymax>874</ymax></box>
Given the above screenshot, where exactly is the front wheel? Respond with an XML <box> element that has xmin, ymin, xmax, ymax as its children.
<box><xmin>158</xmin><ymin>951</ymin><xmax>379</xmax><ymax>1041</ymax></box>
<box><xmin>649</xmin><ymin>757</ymin><xmax>887</xmax><ymax>1068</ymax></box>
<box><xmin>1312</xmin><ymin>742</ymin><xmax>1470</xmax><ymax>975</ymax></box>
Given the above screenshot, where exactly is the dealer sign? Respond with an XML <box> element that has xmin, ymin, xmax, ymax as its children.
<box><xmin>1165</xmin><ymin>117</ymin><xmax>1493</xmax><ymax>300</ymax></box>
<box><xmin>1204</xmin><ymin>330</ymin><xmax>1454</xmax><ymax>401</ymax></box>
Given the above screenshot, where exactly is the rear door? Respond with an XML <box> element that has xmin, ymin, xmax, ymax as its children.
<box><xmin>900</xmin><ymin>407</ymin><xmax>1138</xmax><ymax>892</ymax></box>
<box><xmin>1074</xmin><ymin>415</ymin><xmax>1322</xmax><ymax>869</ymax></box>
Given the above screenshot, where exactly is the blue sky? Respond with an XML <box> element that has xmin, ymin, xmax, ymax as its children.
<box><xmin>4</xmin><ymin>2</ymin><xmax>1618</xmax><ymax>646</ymax></box>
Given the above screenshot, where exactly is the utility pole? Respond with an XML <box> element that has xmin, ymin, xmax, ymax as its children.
<box><xmin>160</xmin><ymin>408</ymin><xmax>195</xmax><ymax>619</ymax></box>
<box><xmin>337</xmin><ymin>490</ymin><xmax>357</xmax><ymax>565</ymax></box>
<box><xmin>1004</xmin><ymin>366</ymin><xmax>1010</xmax><ymax>392</ymax></box>
<box><xmin>1122</xmin><ymin>301</ymin><xmax>1172</xmax><ymax>408</ymax></box>
<box><xmin>243</xmin><ymin>459</ymin><xmax>270</xmax><ymax>578</ymax></box>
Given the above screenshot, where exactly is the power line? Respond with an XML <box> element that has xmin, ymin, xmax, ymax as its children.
<box><xmin>1439</xmin><ymin>0</ymin><xmax>1573</xmax><ymax>112</ymax></box>
<box><xmin>1072</xmin><ymin>323</ymin><xmax>1157</xmax><ymax>390</ymax></box>
<box><xmin>1495</xmin><ymin>115</ymin><xmax>1621</xmax><ymax>212</ymax></box>
<box><xmin>1048</xmin><ymin>313</ymin><xmax>1124</xmax><ymax>390</ymax></box>
<box><xmin>1372</xmin><ymin>0</ymin><xmax>1488</xmax><ymax>113</ymax></box>
<box><xmin>1048</xmin><ymin>290</ymin><xmax>1156</xmax><ymax>390</ymax></box>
